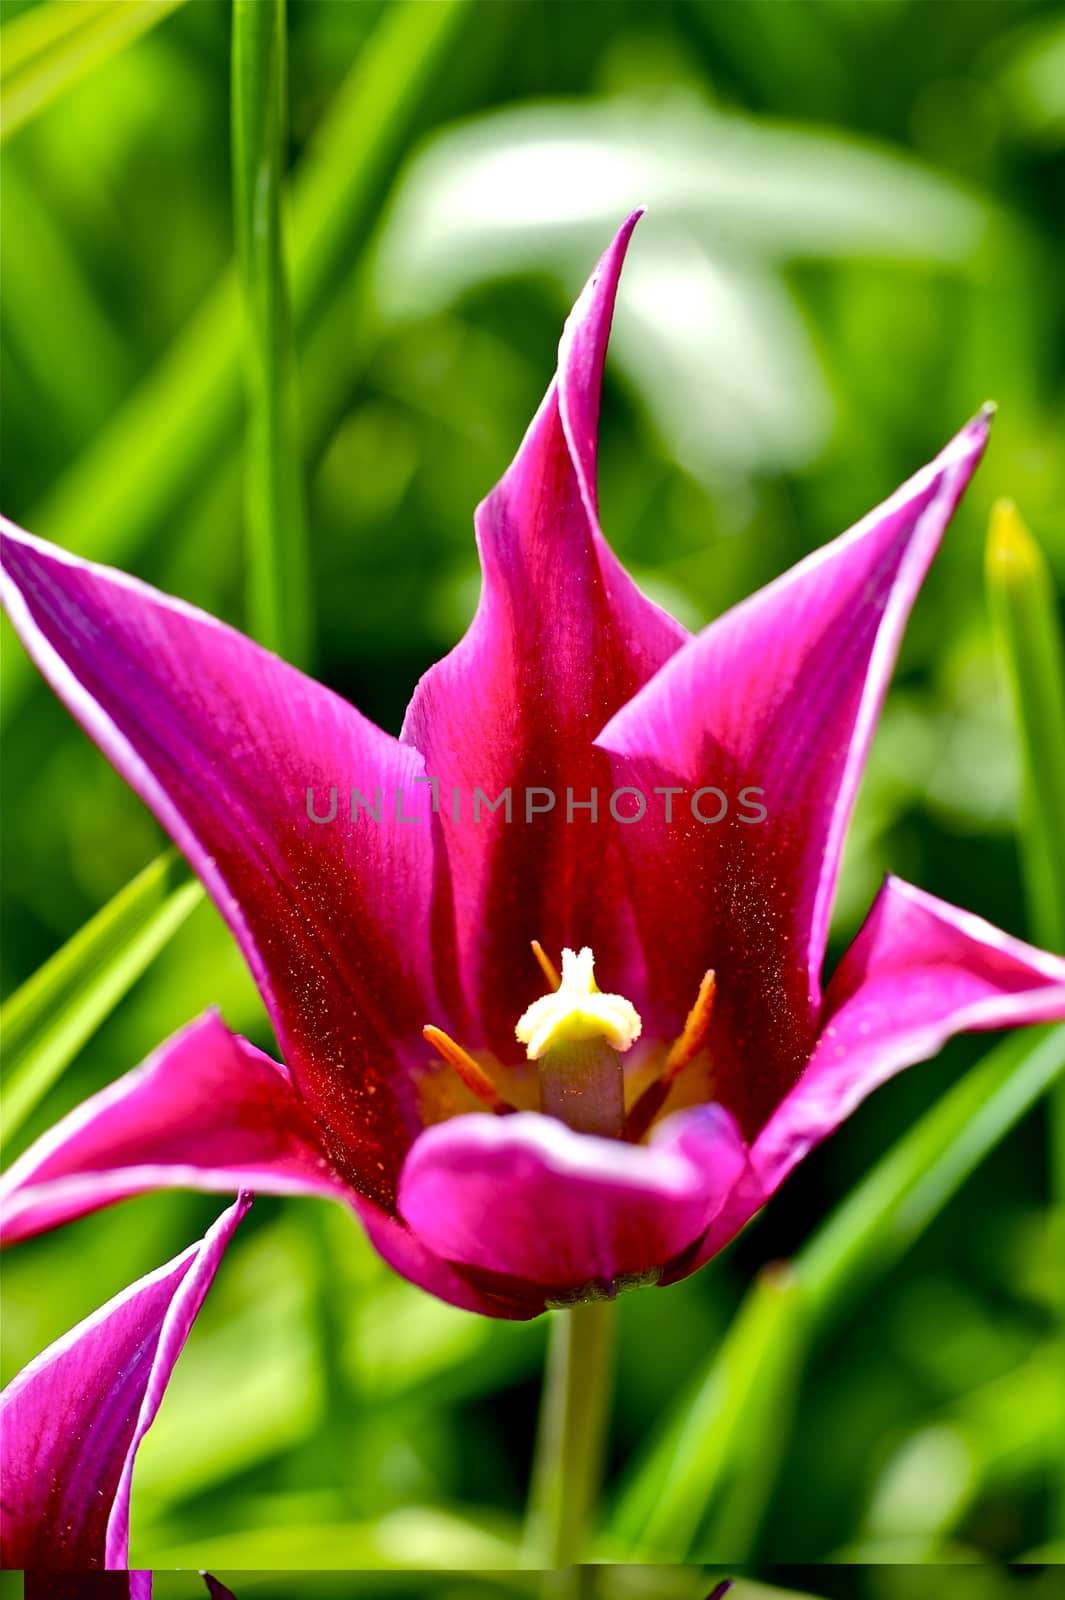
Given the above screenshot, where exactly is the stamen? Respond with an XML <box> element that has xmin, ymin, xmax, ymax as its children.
<box><xmin>624</xmin><ymin>970</ymin><xmax>716</xmax><ymax>1143</ymax></box>
<box><xmin>531</xmin><ymin>939</ymin><xmax>561</xmax><ymax>992</ymax></box>
<box><xmin>423</xmin><ymin>1025</ymin><xmax>512</xmax><ymax>1113</ymax></box>
<box><xmin>662</xmin><ymin>970</ymin><xmax>716</xmax><ymax>1085</ymax></box>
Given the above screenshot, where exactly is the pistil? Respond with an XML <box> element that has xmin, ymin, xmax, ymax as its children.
<box><xmin>516</xmin><ymin>946</ymin><xmax>641</xmax><ymax>1139</ymax></box>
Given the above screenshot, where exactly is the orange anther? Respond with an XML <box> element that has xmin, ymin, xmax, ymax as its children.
<box><xmin>623</xmin><ymin>971</ymin><xmax>716</xmax><ymax>1143</ymax></box>
<box><xmin>662</xmin><ymin>970</ymin><xmax>716</xmax><ymax>1086</ymax></box>
<box><xmin>530</xmin><ymin>939</ymin><xmax>562</xmax><ymax>992</ymax></box>
<box><xmin>423</xmin><ymin>1025</ymin><xmax>510</xmax><ymax>1113</ymax></box>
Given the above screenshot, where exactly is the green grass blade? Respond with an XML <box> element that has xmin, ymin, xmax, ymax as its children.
<box><xmin>608</xmin><ymin>1265</ymin><xmax>802</xmax><ymax>1561</ymax></box>
<box><xmin>987</xmin><ymin>501</ymin><xmax>1065</xmax><ymax>1539</ymax></box>
<box><xmin>610</xmin><ymin>1025</ymin><xmax>1065</xmax><ymax>1559</ymax></box>
<box><xmin>1</xmin><ymin>851</ymin><xmax>203</xmax><ymax>1141</ymax></box>
<box><xmin>0</xmin><ymin>0</ymin><xmax>185</xmax><ymax>142</ymax></box>
<box><xmin>231</xmin><ymin>0</ymin><xmax>310</xmax><ymax>666</ymax></box>
<box><xmin>797</xmin><ymin>1026</ymin><xmax>1065</xmax><ymax>1336</ymax></box>
<box><xmin>986</xmin><ymin>500</ymin><xmax>1065</xmax><ymax>954</ymax></box>
<box><xmin>3</xmin><ymin>0</ymin><xmax>473</xmax><ymax>718</ymax></box>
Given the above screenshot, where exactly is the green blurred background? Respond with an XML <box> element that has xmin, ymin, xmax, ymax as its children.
<box><xmin>1</xmin><ymin>0</ymin><xmax>1063</xmax><ymax>1579</ymax></box>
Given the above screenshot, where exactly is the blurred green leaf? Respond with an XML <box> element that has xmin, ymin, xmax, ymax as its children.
<box><xmin>143</xmin><ymin>1504</ymin><xmax>523</xmax><ymax>1571</ymax></box>
<box><xmin>133</xmin><ymin>1215</ymin><xmax>322</xmax><ymax>1506</ymax></box>
<box><xmin>3</xmin><ymin>0</ymin><xmax>473</xmax><ymax>717</ymax></box>
<box><xmin>150</xmin><ymin>1578</ymin><xmax>534</xmax><ymax>1600</ymax></box>
<box><xmin>612</xmin><ymin>1026</ymin><xmax>1064</xmax><ymax>1560</ymax></box>
<box><xmin>348</xmin><ymin>1276</ymin><xmax>544</xmax><ymax>1410</ymax></box>
<box><xmin>0</xmin><ymin>159</ymin><xmax>131</xmax><ymax>436</ymax></box>
<box><xmin>987</xmin><ymin>500</ymin><xmax>1065</xmax><ymax>1541</ymax></box>
<box><xmin>993</xmin><ymin>12</ymin><xmax>1065</xmax><ymax>147</ymax></box>
<box><xmin>608</xmin><ymin>1265</ymin><xmax>803</xmax><ymax>1561</ymax></box>
<box><xmin>860</xmin><ymin>1342</ymin><xmax>1064</xmax><ymax>1555</ymax></box>
<box><xmin>799</xmin><ymin>1026</ymin><xmax>1065</xmax><ymax>1336</ymax></box>
<box><xmin>372</xmin><ymin>96</ymin><xmax>993</xmax><ymax>479</ymax></box>
<box><xmin>231</xmin><ymin>0</ymin><xmax>311</xmax><ymax>667</ymax></box>
<box><xmin>0</xmin><ymin>0</ymin><xmax>186</xmax><ymax>142</ymax></box>
<box><xmin>0</xmin><ymin>850</ymin><xmax>201</xmax><ymax>1139</ymax></box>
<box><xmin>986</xmin><ymin>501</ymin><xmax>1065</xmax><ymax>954</ymax></box>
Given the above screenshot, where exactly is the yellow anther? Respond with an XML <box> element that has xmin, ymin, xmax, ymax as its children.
<box><xmin>515</xmin><ymin>946</ymin><xmax>642</xmax><ymax>1061</ymax></box>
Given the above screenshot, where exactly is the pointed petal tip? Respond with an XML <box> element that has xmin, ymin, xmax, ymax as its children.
<box><xmin>964</xmin><ymin>402</ymin><xmax>994</xmax><ymax>444</ymax></box>
<box><xmin>965</xmin><ymin>400</ymin><xmax>991</xmax><ymax>444</ymax></box>
<box><xmin>963</xmin><ymin>400</ymin><xmax>995</xmax><ymax>450</ymax></box>
<box><xmin>605</xmin><ymin>207</ymin><xmax>643</xmax><ymax>268</ymax></box>
<box><xmin>929</xmin><ymin>403</ymin><xmax>994</xmax><ymax>485</ymax></box>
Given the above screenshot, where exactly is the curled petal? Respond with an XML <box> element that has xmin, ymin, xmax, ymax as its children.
<box><xmin>401</xmin><ymin>214</ymin><xmax>687</xmax><ymax>1049</ymax></box>
<box><xmin>0</xmin><ymin>518</ymin><xmax>453</xmax><ymax>1207</ymax></box>
<box><xmin>0</xmin><ymin>1197</ymin><xmax>249</xmax><ymax>1570</ymax></box>
<box><xmin>397</xmin><ymin>1106</ymin><xmax>747</xmax><ymax>1309</ymax></box>
<box><xmin>750</xmin><ymin>875</ymin><xmax>1065</xmax><ymax>1195</ymax></box>
<box><xmin>0</xmin><ymin>1013</ymin><xmax>345</xmax><ymax>1246</ymax></box>
<box><xmin>598</xmin><ymin>413</ymin><xmax>991</xmax><ymax>1133</ymax></box>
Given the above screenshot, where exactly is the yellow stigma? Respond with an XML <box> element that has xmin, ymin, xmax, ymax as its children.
<box><xmin>515</xmin><ymin>946</ymin><xmax>642</xmax><ymax>1061</ymax></box>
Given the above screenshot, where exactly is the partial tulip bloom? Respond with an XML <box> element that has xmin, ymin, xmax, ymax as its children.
<box><xmin>1</xmin><ymin>1197</ymin><xmax>248</xmax><ymax>1573</ymax></box>
<box><xmin>1</xmin><ymin>213</ymin><xmax>1063</xmax><ymax>1327</ymax></box>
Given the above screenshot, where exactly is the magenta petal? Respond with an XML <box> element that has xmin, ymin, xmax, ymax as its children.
<box><xmin>0</xmin><ymin>1196</ymin><xmax>248</xmax><ymax>1570</ymax></box>
<box><xmin>0</xmin><ymin>1013</ymin><xmax>345</xmax><ymax>1246</ymax></box>
<box><xmin>750</xmin><ymin>875</ymin><xmax>1065</xmax><ymax>1196</ymax></box>
<box><xmin>397</xmin><ymin>1106</ymin><xmax>747</xmax><ymax>1307</ymax></box>
<box><xmin>352</xmin><ymin>1194</ymin><xmax>542</xmax><ymax>1321</ymax></box>
<box><xmin>597</xmin><ymin>414</ymin><xmax>991</xmax><ymax>1133</ymax></box>
<box><xmin>400</xmin><ymin>215</ymin><xmax>687</xmax><ymax>1048</ymax></box>
<box><xmin>0</xmin><ymin>519</ymin><xmax>453</xmax><ymax>1207</ymax></box>
<box><xmin>201</xmin><ymin>1579</ymin><xmax>236</xmax><ymax>1599</ymax></box>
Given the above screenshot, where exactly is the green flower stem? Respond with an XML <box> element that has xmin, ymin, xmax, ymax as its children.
<box><xmin>231</xmin><ymin>0</ymin><xmax>310</xmax><ymax>667</ymax></box>
<box><xmin>526</xmin><ymin>1300</ymin><xmax>616</xmax><ymax>1575</ymax></box>
<box><xmin>986</xmin><ymin>500</ymin><xmax>1065</xmax><ymax>1538</ymax></box>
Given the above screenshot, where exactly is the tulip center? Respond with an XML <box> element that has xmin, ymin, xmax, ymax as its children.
<box><xmin>423</xmin><ymin>946</ymin><xmax>713</xmax><ymax>1144</ymax></box>
<box><xmin>515</xmin><ymin>946</ymin><xmax>642</xmax><ymax>1139</ymax></box>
